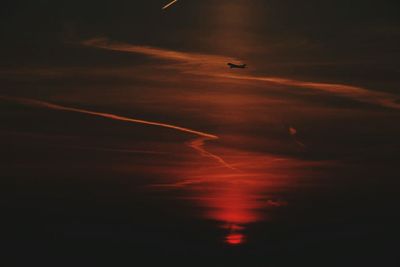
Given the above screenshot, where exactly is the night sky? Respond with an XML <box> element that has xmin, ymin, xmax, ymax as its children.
<box><xmin>4</xmin><ymin>1</ymin><xmax>400</xmax><ymax>266</ymax></box>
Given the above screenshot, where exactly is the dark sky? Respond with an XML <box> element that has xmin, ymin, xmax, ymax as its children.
<box><xmin>4</xmin><ymin>1</ymin><xmax>400</xmax><ymax>266</ymax></box>
<box><xmin>2</xmin><ymin>1</ymin><xmax>400</xmax><ymax>66</ymax></box>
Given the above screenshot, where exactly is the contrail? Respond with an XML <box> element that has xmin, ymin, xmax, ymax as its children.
<box><xmin>82</xmin><ymin>39</ymin><xmax>400</xmax><ymax>110</ymax></box>
<box><xmin>162</xmin><ymin>0</ymin><xmax>178</xmax><ymax>10</ymax></box>
<box><xmin>1</xmin><ymin>96</ymin><xmax>216</xmax><ymax>139</ymax></box>
<box><xmin>188</xmin><ymin>137</ymin><xmax>237</xmax><ymax>170</ymax></box>
<box><xmin>1</xmin><ymin>96</ymin><xmax>235</xmax><ymax>169</ymax></box>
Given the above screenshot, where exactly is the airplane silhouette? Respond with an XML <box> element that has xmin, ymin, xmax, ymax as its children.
<box><xmin>227</xmin><ymin>63</ymin><xmax>247</xmax><ymax>69</ymax></box>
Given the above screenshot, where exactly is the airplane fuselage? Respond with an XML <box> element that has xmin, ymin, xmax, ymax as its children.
<box><xmin>228</xmin><ymin>63</ymin><xmax>247</xmax><ymax>69</ymax></box>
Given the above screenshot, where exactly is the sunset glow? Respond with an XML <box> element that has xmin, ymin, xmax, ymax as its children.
<box><xmin>82</xmin><ymin>38</ymin><xmax>400</xmax><ymax>110</ymax></box>
<box><xmin>226</xmin><ymin>233</ymin><xmax>245</xmax><ymax>245</ymax></box>
<box><xmin>5</xmin><ymin>0</ymin><xmax>400</xmax><ymax>265</ymax></box>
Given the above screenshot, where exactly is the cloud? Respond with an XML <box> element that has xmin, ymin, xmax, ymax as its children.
<box><xmin>266</xmin><ymin>200</ymin><xmax>288</xmax><ymax>207</ymax></box>
<box><xmin>0</xmin><ymin>95</ymin><xmax>239</xmax><ymax>170</ymax></box>
<box><xmin>221</xmin><ymin>74</ymin><xmax>400</xmax><ymax>110</ymax></box>
<box><xmin>82</xmin><ymin>38</ymin><xmax>400</xmax><ymax>110</ymax></box>
<box><xmin>188</xmin><ymin>137</ymin><xmax>237</xmax><ymax>170</ymax></box>
<box><xmin>82</xmin><ymin>38</ymin><xmax>232</xmax><ymax>68</ymax></box>
<box><xmin>0</xmin><ymin>95</ymin><xmax>216</xmax><ymax>138</ymax></box>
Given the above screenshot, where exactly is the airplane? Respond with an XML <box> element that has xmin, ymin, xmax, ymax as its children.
<box><xmin>227</xmin><ymin>63</ymin><xmax>247</xmax><ymax>69</ymax></box>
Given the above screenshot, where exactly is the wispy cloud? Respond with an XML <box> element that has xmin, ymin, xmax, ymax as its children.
<box><xmin>82</xmin><ymin>38</ymin><xmax>231</xmax><ymax>66</ymax></box>
<box><xmin>82</xmin><ymin>38</ymin><xmax>400</xmax><ymax>110</ymax></box>
<box><xmin>0</xmin><ymin>95</ymin><xmax>216</xmax><ymax>138</ymax></box>
<box><xmin>188</xmin><ymin>137</ymin><xmax>237</xmax><ymax>170</ymax></box>
<box><xmin>220</xmin><ymin>74</ymin><xmax>400</xmax><ymax>110</ymax></box>
<box><xmin>0</xmin><ymin>95</ymin><xmax>236</xmax><ymax>169</ymax></box>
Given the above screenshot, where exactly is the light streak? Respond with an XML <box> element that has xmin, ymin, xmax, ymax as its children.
<box><xmin>188</xmin><ymin>137</ymin><xmax>237</xmax><ymax>170</ymax></box>
<box><xmin>1</xmin><ymin>96</ymin><xmax>216</xmax><ymax>139</ymax></box>
<box><xmin>82</xmin><ymin>39</ymin><xmax>400</xmax><ymax>110</ymax></box>
<box><xmin>0</xmin><ymin>96</ymin><xmax>236</xmax><ymax>169</ymax></box>
<box><xmin>162</xmin><ymin>0</ymin><xmax>178</xmax><ymax>10</ymax></box>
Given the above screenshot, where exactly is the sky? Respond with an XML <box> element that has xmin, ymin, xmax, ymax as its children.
<box><xmin>4</xmin><ymin>1</ymin><xmax>400</xmax><ymax>266</ymax></box>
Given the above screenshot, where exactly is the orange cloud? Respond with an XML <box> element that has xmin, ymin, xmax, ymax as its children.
<box><xmin>0</xmin><ymin>96</ymin><xmax>238</xmax><ymax>170</ymax></box>
<box><xmin>1</xmin><ymin>96</ymin><xmax>216</xmax><ymax>139</ymax></box>
<box><xmin>220</xmin><ymin>73</ymin><xmax>400</xmax><ymax>110</ymax></box>
<box><xmin>82</xmin><ymin>38</ymin><xmax>232</xmax><ymax>68</ymax></box>
<box><xmin>82</xmin><ymin>38</ymin><xmax>400</xmax><ymax>110</ymax></box>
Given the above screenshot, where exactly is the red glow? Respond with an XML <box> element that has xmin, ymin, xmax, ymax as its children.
<box><xmin>147</xmin><ymin>147</ymin><xmax>322</xmax><ymax>245</ymax></box>
<box><xmin>177</xmin><ymin>151</ymin><xmax>307</xmax><ymax>246</ymax></box>
<box><xmin>148</xmin><ymin>141</ymin><xmax>324</xmax><ymax>246</ymax></box>
<box><xmin>226</xmin><ymin>233</ymin><xmax>245</xmax><ymax>245</ymax></box>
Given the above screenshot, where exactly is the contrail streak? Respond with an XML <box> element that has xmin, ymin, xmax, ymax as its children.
<box><xmin>1</xmin><ymin>96</ymin><xmax>216</xmax><ymax>139</ymax></box>
<box><xmin>82</xmin><ymin>39</ymin><xmax>400</xmax><ymax>110</ymax></box>
<box><xmin>162</xmin><ymin>0</ymin><xmax>178</xmax><ymax>10</ymax></box>
<box><xmin>1</xmin><ymin>96</ymin><xmax>235</xmax><ymax>169</ymax></box>
<box><xmin>188</xmin><ymin>137</ymin><xmax>237</xmax><ymax>170</ymax></box>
